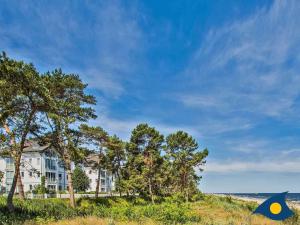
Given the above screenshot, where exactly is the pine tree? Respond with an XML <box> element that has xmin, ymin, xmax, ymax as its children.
<box><xmin>0</xmin><ymin>52</ymin><xmax>50</xmax><ymax>211</ymax></box>
<box><xmin>166</xmin><ymin>131</ymin><xmax>208</xmax><ymax>202</ymax></box>
<box><xmin>41</xmin><ymin>70</ymin><xmax>96</xmax><ymax>208</ymax></box>
<box><xmin>106</xmin><ymin>135</ymin><xmax>125</xmax><ymax>196</ymax></box>
<box><xmin>126</xmin><ymin>123</ymin><xmax>164</xmax><ymax>203</ymax></box>
<box><xmin>79</xmin><ymin>124</ymin><xmax>109</xmax><ymax>198</ymax></box>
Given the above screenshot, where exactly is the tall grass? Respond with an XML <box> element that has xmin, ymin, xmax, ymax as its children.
<box><xmin>0</xmin><ymin>195</ymin><xmax>299</xmax><ymax>225</ymax></box>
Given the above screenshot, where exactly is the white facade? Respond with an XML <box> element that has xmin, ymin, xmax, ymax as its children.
<box><xmin>0</xmin><ymin>142</ymin><xmax>114</xmax><ymax>194</ymax></box>
<box><xmin>84</xmin><ymin>166</ymin><xmax>114</xmax><ymax>193</ymax></box>
<box><xmin>0</xmin><ymin>157</ymin><xmax>6</xmax><ymax>193</ymax></box>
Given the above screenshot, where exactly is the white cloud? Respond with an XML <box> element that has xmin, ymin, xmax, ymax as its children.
<box><xmin>0</xmin><ymin>0</ymin><xmax>144</xmax><ymax>98</ymax></box>
<box><xmin>179</xmin><ymin>0</ymin><xmax>300</xmax><ymax>119</ymax></box>
<box><xmin>91</xmin><ymin>114</ymin><xmax>202</xmax><ymax>141</ymax></box>
<box><xmin>205</xmin><ymin>160</ymin><xmax>300</xmax><ymax>173</ymax></box>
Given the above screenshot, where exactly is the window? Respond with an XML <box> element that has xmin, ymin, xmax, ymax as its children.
<box><xmin>101</xmin><ymin>179</ymin><xmax>105</xmax><ymax>186</ymax></box>
<box><xmin>89</xmin><ymin>170</ymin><xmax>92</xmax><ymax>174</ymax></box>
<box><xmin>29</xmin><ymin>185</ymin><xmax>32</xmax><ymax>190</ymax></box>
<box><xmin>37</xmin><ymin>158</ymin><xmax>40</xmax><ymax>165</ymax></box>
<box><xmin>5</xmin><ymin>158</ymin><xmax>14</xmax><ymax>170</ymax></box>
<box><xmin>29</xmin><ymin>172</ymin><xmax>32</xmax><ymax>177</ymax></box>
<box><xmin>47</xmin><ymin>185</ymin><xmax>56</xmax><ymax>190</ymax></box>
<box><xmin>46</xmin><ymin>172</ymin><xmax>56</xmax><ymax>182</ymax></box>
<box><xmin>59</xmin><ymin>185</ymin><xmax>62</xmax><ymax>191</ymax></box>
<box><xmin>45</xmin><ymin>159</ymin><xmax>56</xmax><ymax>170</ymax></box>
<box><xmin>100</xmin><ymin>170</ymin><xmax>106</xmax><ymax>177</ymax></box>
<box><xmin>6</xmin><ymin>171</ymin><xmax>14</xmax><ymax>180</ymax></box>
<box><xmin>59</xmin><ymin>174</ymin><xmax>62</xmax><ymax>180</ymax></box>
<box><xmin>37</xmin><ymin>172</ymin><xmax>40</xmax><ymax>178</ymax></box>
<box><xmin>101</xmin><ymin>187</ymin><xmax>105</xmax><ymax>192</ymax></box>
<box><xmin>29</xmin><ymin>158</ymin><xmax>32</xmax><ymax>164</ymax></box>
<box><xmin>6</xmin><ymin>158</ymin><xmax>14</xmax><ymax>165</ymax></box>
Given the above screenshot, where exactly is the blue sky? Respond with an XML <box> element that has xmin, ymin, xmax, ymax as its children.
<box><xmin>1</xmin><ymin>0</ymin><xmax>300</xmax><ymax>193</ymax></box>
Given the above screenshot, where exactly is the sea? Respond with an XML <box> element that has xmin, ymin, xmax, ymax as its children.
<box><xmin>222</xmin><ymin>193</ymin><xmax>300</xmax><ymax>204</ymax></box>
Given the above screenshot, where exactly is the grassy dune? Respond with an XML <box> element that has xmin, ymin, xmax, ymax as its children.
<box><xmin>1</xmin><ymin>195</ymin><xmax>299</xmax><ymax>225</ymax></box>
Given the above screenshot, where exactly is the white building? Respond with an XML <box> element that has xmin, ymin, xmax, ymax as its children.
<box><xmin>83</xmin><ymin>154</ymin><xmax>115</xmax><ymax>193</ymax></box>
<box><xmin>0</xmin><ymin>141</ymin><xmax>114</xmax><ymax>194</ymax></box>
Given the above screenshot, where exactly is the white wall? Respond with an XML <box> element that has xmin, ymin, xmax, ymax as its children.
<box><xmin>0</xmin><ymin>152</ymin><xmax>114</xmax><ymax>194</ymax></box>
<box><xmin>20</xmin><ymin>153</ymin><xmax>43</xmax><ymax>192</ymax></box>
<box><xmin>0</xmin><ymin>157</ymin><xmax>6</xmax><ymax>192</ymax></box>
<box><xmin>83</xmin><ymin>167</ymin><xmax>114</xmax><ymax>192</ymax></box>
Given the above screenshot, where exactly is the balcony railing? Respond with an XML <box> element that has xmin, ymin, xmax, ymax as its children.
<box><xmin>6</xmin><ymin>164</ymin><xmax>14</xmax><ymax>170</ymax></box>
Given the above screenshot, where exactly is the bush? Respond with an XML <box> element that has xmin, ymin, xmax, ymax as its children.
<box><xmin>0</xmin><ymin>198</ymin><xmax>80</xmax><ymax>225</ymax></box>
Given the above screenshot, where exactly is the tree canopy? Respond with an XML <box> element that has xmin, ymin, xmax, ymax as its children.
<box><xmin>0</xmin><ymin>52</ymin><xmax>209</xmax><ymax>208</ymax></box>
<box><xmin>72</xmin><ymin>166</ymin><xmax>90</xmax><ymax>193</ymax></box>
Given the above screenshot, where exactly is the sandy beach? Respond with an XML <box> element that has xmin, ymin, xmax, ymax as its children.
<box><xmin>215</xmin><ymin>194</ymin><xmax>300</xmax><ymax>210</ymax></box>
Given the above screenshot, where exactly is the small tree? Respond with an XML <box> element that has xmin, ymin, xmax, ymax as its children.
<box><xmin>72</xmin><ymin>166</ymin><xmax>90</xmax><ymax>193</ymax></box>
<box><xmin>33</xmin><ymin>176</ymin><xmax>47</xmax><ymax>196</ymax></box>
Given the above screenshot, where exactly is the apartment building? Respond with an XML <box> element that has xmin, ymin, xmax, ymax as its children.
<box><xmin>84</xmin><ymin>154</ymin><xmax>115</xmax><ymax>193</ymax></box>
<box><xmin>0</xmin><ymin>141</ymin><xmax>114</xmax><ymax>194</ymax></box>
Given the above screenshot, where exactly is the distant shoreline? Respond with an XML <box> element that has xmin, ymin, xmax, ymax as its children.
<box><xmin>213</xmin><ymin>194</ymin><xmax>300</xmax><ymax>210</ymax></box>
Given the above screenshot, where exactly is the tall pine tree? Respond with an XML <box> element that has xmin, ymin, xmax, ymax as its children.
<box><xmin>166</xmin><ymin>131</ymin><xmax>208</xmax><ymax>202</ymax></box>
<box><xmin>126</xmin><ymin>124</ymin><xmax>164</xmax><ymax>203</ymax></box>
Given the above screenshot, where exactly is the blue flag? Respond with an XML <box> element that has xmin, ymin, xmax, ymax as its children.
<box><xmin>253</xmin><ymin>192</ymin><xmax>294</xmax><ymax>221</ymax></box>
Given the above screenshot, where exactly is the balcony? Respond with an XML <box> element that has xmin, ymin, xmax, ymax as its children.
<box><xmin>5</xmin><ymin>164</ymin><xmax>14</xmax><ymax>171</ymax></box>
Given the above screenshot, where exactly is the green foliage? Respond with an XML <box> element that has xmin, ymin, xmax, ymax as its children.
<box><xmin>0</xmin><ymin>53</ymin><xmax>210</xmax><ymax>209</ymax></box>
<box><xmin>2</xmin><ymin>195</ymin><xmax>297</xmax><ymax>225</ymax></box>
<box><xmin>0</xmin><ymin>52</ymin><xmax>52</xmax><ymax>209</ymax></box>
<box><xmin>166</xmin><ymin>131</ymin><xmax>209</xmax><ymax>201</ymax></box>
<box><xmin>79</xmin><ymin>124</ymin><xmax>110</xmax><ymax>197</ymax></box>
<box><xmin>124</xmin><ymin>124</ymin><xmax>165</xmax><ymax>202</ymax></box>
<box><xmin>0</xmin><ymin>197</ymin><xmax>80</xmax><ymax>225</ymax></box>
<box><xmin>106</xmin><ymin>135</ymin><xmax>125</xmax><ymax>194</ymax></box>
<box><xmin>39</xmin><ymin>69</ymin><xmax>97</xmax><ymax>207</ymax></box>
<box><xmin>0</xmin><ymin>171</ymin><xmax>3</xmax><ymax>183</ymax></box>
<box><xmin>32</xmin><ymin>176</ymin><xmax>47</xmax><ymax>194</ymax></box>
<box><xmin>72</xmin><ymin>167</ymin><xmax>90</xmax><ymax>193</ymax></box>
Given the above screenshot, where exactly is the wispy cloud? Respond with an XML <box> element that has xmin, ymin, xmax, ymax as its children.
<box><xmin>178</xmin><ymin>0</ymin><xmax>300</xmax><ymax>120</ymax></box>
<box><xmin>0</xmin><ymin>0</ymin><xmax>145</xmax><ymax>98</ymax></box>
<box><xmin>205</xmin><ymin>159</ymin><xmax>300</xmax><ymax>173</ymax></box>
<box><xmin>92</xmin><ymin>114</ymin><xmax>202</xmax><ymax>141</ymax></box>
<box><xmin>175</xmin><ymin>0</ymin><xmax>300</xmax><ymax>179</ymax></box>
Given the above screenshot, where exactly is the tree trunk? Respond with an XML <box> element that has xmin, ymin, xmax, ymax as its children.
<box><xmin>183</xmin><ymin>172</ymin><xmax>189</xmax><ymax>203</ymax></box>
<box><xmin>17</xmin><ymin>171</ymin><xmax>25</xmax><ymax>200</ymax></box>
<box><xmin>185</xmin><ymin>189</ymin><xmax>189</xmax><ymax>203</ymax></box>
<box><xmin>117</xmin><ymin>172</ymin><xmax>122</xmax><ymax>197</ymax></box>
<box><xmin>6</xmin><ymin>155</ymin><xmax>21</xmax><ymax>212</ymax></box>
<box><xmin>149</xmin><ymin>178</ymin><xmax>154</xmax><ymax>204</ymax></box>
<box><xmin>95</xmin><ymin>168</ymin><xmax>101</xmax><ymax>198</ymax></box>
<box><xmin>4</xmin><ymin>123</ymin><xmax>25</xmax><ymax>210</ymax></box>
<box><xmin>67</xmin><ymin>169</ymin><xmax>76</xmax><ymax>208</ymax></box>
<box><xmin>65</xmin><ymin>159</ymin><xmax>76</xmax><ymax>208</ymax></box>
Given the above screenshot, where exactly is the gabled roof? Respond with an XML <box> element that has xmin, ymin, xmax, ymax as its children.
<box><xmin>83</xmin><ymin>153</ymin><xmax>99</xmax><ymax>167</ymax></box>
<box><xmin>23</xmin><ymin>141</ymin><xmax>50</xmax><ymax>153</ymax></box>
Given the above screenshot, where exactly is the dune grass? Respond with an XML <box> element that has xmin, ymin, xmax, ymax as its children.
<box><xmin>0</xmin><ymin>195</ymin><xmax>299</xmax><ymax>225</ymax></box>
